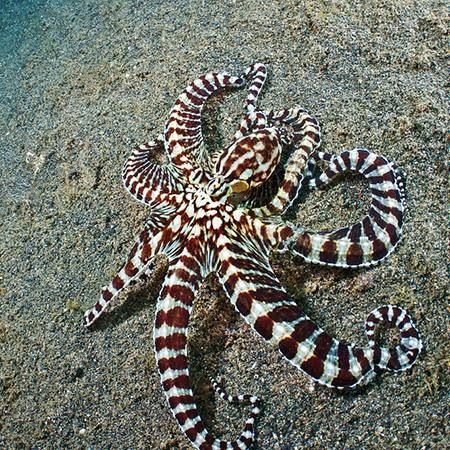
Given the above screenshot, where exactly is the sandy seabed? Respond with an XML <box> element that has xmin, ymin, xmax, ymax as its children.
<box><xmin>0</xmin><ymin>0</ymin><xmax>447</xmax><ymax>449</ymax></box>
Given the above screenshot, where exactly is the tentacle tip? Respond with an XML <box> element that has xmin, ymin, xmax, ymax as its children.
<box><xmin>82</xmin><ymin>320</ymin><xmax>92</xmax><ymax>330</ymax></box>
<box><xmin>82</xmin><ymin>310</ymin><xmax>98</xmax><ymax>329</ymax></box>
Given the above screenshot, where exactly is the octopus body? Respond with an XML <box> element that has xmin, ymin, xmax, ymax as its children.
<box><xmin>84</xmin><ymin>64</ymin><xmax>422</xmax><ymax>450</ymax></box>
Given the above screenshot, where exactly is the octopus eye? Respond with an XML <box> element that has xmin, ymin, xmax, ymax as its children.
<box><xmin>229</xmin><ymin>179</ymin><xmax>250</xmax><ymax>194</ymax></box>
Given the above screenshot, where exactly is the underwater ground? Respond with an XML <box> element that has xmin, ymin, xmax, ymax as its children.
<box><xmin>0</xmin><ymin>0</ymin><xmax>447</xmax><ymax>448</ymax></box>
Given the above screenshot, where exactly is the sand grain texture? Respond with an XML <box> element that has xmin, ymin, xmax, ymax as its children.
<box><xmin>0</xmin><ymin>0</ymin><xmax>447</xmax><ymax>449</ymax></box>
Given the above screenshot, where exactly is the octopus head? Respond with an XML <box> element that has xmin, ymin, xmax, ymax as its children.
<box><xmin>208</xmin><ymin>127</ymin><xmax>283</xmax><ymax>203</ymax></box>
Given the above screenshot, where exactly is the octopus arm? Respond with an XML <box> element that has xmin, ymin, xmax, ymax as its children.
<box><xmin>216</xmin><ymin>233</ymin><xmax>421</xmax><ymax>389</ymax></box>
<box><xmin>289</xmin><ymin>148</ymin><xmax>406</xmax><ymax>267</ymax></box>
<box><xmin>83</xmin><ymin>212</ymin><xmax>183</xmax><ymax>327</ymax></box>
<box><xmin>154</xmin><ymin>236</ymin><xmax>261</xmax><ymax>450</ymax></box>
<box><xmin>122</xmin><ymin>138</ymin><xmax>184</xmax><ymax>205</ymax></box>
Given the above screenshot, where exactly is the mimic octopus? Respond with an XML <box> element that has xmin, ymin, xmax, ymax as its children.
<box><xmin>84</xmin><ymin>63</ymin><xmax>421</xmax><ymax>450</ymax></box>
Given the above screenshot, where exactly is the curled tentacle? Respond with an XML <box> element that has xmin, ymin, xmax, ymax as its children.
<box><xmin>287</xmin><ymin>148</ymin><xmax>405</xmax><ymax>267</ymax></box>
<box><xmin>122</xmin><ymin>138</ymin><xmax>184</xmax><ymax>206</ymax></box>
<box><xmin>210</xmin><ymin>378</ymin><xmax>261</xmax><ymax>440</ymax></box>
<box><xmin>123</xmin><ymin>70</ymin><xmax>248</xmax><ymax>204</ymax></box>
<box><xmin>217</xmin><ymin>217</ymin><xmax>421</xmax><ymax>389</ymax></box>
<box><xmin>164</xmin><ymin>70</ymin><xmax>246</xmax><ymax>179</ymax></box>
<box><xmin>365</xmin><ymin>305</ymin><xmax>422</xmax><ymax>372</ymax></box>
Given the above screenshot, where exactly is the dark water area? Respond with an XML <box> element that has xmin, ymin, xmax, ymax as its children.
<box><xmin>0</xmin><ymin>1</ymin><xmax>40</xmax><ymax>202</ymax></box>
<box><xmin>0</xmin><ymin>1</ymin><xmax>447</xmax><ymax>449</ymax></box>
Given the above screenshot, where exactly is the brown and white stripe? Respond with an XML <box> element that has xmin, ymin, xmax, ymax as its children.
<box><xmin>84</xmin><ymin>198</ymin><xmax>193</xmax><ymax>327</ymax></box>
<box><xmin>84</xmin><ymin>63</ymin><xmax>422</xmax><ymax>450</ymax></box>
<box><xmin>122</xmin><ymin>138</ymin><xmax>184</xmax><ymax>206</ymax></box>
<box><xmin>242</xmin><ymin>63</ymin><xmax>267</xmax><ymax>114</ymax></box>
<box><xmin>164</xmin><ymin>71</ymin><xmax>245</xmax><ymax>179</ymax></box>
<box><xmin>154</xmin><ymin>229</ymin><xmax>261</xmax><ymax>450</ymax></box>
<box><xmin>290</xmin><ymin>148</ymin><xmax>405</xmax><ymax>267</ymax></box>
<box><xmin>217</xmin><ymin>214</ymin><xmax>421</xmax><ymax>389</ymax></box>
<box><xmin>246</xmin><ymin>107</ymin><xmax>321</xmax><ymax>217</ymax></box>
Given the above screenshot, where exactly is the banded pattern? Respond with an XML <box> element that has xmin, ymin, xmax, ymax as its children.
<box><xmin>231</xmin><ymin>63</ymin><xmax>268</xmax><ymax>141</ymax></box>
<box><xmin>242</xmin><ymin>62</ymin><xmax>267</xmax><ymax>114</ymax></box>
<box><xmin>164</xmin><ymin>70</ymin><xmax>244</xmax><ymax>178</ymax></box>
<box><xmin>289</xmin><ymin>148</ymin><xmax>405</xmax><ymax>267</ymax></box>
<box><xmin>154</xmin><ymin>225</ymin><xmax>261</xmax><ymax>450</ymax></box>
<box><xmin>84</xmin><ymin>198</ymin><xmax>190</xmax><ymax>327</ymax></box>
<box><xmin>242</xmin><ymin>107</ymin><xmax>321</xmax><ymax>216</ymax></box>
<box><xmin>84</xmin><ymin>63</ymin><xmax>422</xmax><ymax>449</ymax></box>
<box><xmin>217</xmin><ymin>216</ymin><xmax>420</xmax><ymax>389</ymax></box>
<box><xmin>122</xmin><ymin>139</ymin><xmax>183</xmax><ymax>206</ymax></box>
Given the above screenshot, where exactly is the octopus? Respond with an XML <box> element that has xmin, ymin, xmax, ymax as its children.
<box><xmin>84</xmin><ymin>63</ymin><xmax>422</xmax><ymax>450</ymax></box>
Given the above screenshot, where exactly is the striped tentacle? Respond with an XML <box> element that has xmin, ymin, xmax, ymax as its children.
<box><xmin>232</xmin><ymin>110</ymin><xmax>268</xmax><ymax>142</ymax></box>
<box><xmin>210</xmin><ymin>377</ymin><xmax>260</xmax><ymax>415</ymax></box>
<box><xmin>84</xmin><ymin>198</ymin><xmax>192</xmax><ymax>327</ymax></box>
<box><xmin>289</xmin><ymin>148</ymin><xmax>405</xmax><ymax>268</ymax></box>
<box><xmin>217</xmin><ymin>221</ymin><xmax>421</xmax><ymax>389</ymax></box>
<box><xmin>246</xmin><ymin>107</ymin><xmax>321</xmax><ymax>217</ymax></box>
<box><xmin>231</xmin><ymin>63</ymin><xmax>268</xmax><ymax>141</ymax></box>
<box><xmin>242</xmin><ymin>62</ymin><xmax>267</xmax><ymax>113</ymax></box>
<box><xmin>154</xmin><ymin>237</ymin><xmax>260</xmax><ymax>450</ymax></box>
<box><xmin>122</xmin><ymin>138</ymin><xmax>185</xmax><ymax>206</ymax></box>
<box><xmin>164</xmin><ymin>70</ymin><xmax>246</xmax><ymax>179</ymax></box>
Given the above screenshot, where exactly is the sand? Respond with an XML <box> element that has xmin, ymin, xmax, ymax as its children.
<box><xmin>0</xmin><ymin>0</ymin><xmax>447</xmax><ymax>448</ymax></box>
